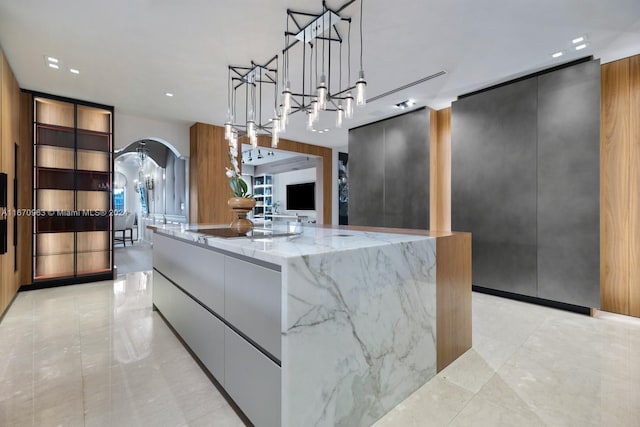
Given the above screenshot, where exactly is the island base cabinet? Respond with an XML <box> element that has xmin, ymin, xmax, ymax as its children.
<box><xmin>224</xmin><ymin>327</ymin><xmax>281</xmax><ymax>427</ymax></box>
<box><xmin>153</xmin><ymin>270</ymin><xmax>225</xmax><ymax>384</ymax></box>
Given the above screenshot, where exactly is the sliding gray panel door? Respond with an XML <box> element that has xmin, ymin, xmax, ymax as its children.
<box><xmin>349</xmin><ymin>108</ymin><xmax>430</xmax><ymax>229</ymax></box>
<box><xmin>349</xmin><ymin>121</ymin><xmax>385</xmax><ymax>227</ymax></box>
<box><xmin>384</xmin><ymin>109</ymin><xmax>430</xmax><ymax>229</ymax></box>
<box><xmin>536</xmin><ymin>60</ymin><xmax>600</xmax><ymax>308</ymax></box>
<box><xmin>452</xmin><ymin>78</ymin><xmax>538</xmax><ymax>296</ymax></box>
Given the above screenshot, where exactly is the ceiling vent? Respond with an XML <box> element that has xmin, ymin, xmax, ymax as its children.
<box><xmin>366</xmin><ymin>70</ymin><xmax>446</xmax><ymax>103</ymax></box>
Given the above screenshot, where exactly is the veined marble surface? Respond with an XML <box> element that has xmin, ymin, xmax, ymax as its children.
<box><xmin>152</xmin><ymin>223</ymin><xmax>432</xmax><ymax>266</ymax></box>
<box><xmin>153</xmin><ymin>223</ymin><xmax>438</xmax><ymax>426</ymax></box>
<box><xmin>283</xmin><ymin>237</ymin><xmax>437</xmax><ymax>427</ymax></box>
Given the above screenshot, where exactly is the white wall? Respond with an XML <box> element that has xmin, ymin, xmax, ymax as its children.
<box><xmin>274</xmin><ymin>168</ymin><xmax>317</xmax><ymax>220</ymax></box>
<box><xmin>115</xmin><ymin>111</ymin><xmax>191</xmax><ymax>157</ymax></box>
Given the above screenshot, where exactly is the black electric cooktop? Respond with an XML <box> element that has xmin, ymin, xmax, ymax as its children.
<box><xmin>188</xmin><ymin>227</ymin><xmax>300</xmax><ymax>239</ymax></box>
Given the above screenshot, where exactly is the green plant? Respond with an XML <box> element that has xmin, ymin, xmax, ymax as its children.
<box><xmin>226</xmin><ymin>152</ymin><xmax>253</xmax><ymax>198</ymax></box>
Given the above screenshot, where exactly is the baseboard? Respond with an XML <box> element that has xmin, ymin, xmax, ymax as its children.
<box><xmin>472</xmin><ymin>285</ymin><xmax>592</xmax><ymax>315</ymax></box>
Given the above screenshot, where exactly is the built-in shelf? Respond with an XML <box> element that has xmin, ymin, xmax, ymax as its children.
<box><xmin>32</xmin><ymin>96</ymin><xmax>114</xmax><ymax>282</ymax></box>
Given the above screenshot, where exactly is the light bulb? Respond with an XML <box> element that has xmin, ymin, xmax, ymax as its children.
<box><xmin>345</xmin><ymin>92</ymin><xmax>354</xmax><ymax>119</ymax></box>
<box><xmin>283</xmin><ymin>83</ymin><xmax>292</xmax><ymax>115</ymax></box>
<box><xmin>311</xmin><ymin>98</ymin><xmax>319</xmax><ymax>123</ymax></box>
<box><xmin>230</xmin><ymin>130</ymin><xmax>238</xmax><ymax>151</ymax></box>
<box><xmin>272</xmin><ymin>117</ymin><xmax>280</xmax><ymax>134</ymax></box>
<box><xmin>307</xmin><ymin>111</ymin><xmax>314</xmax><ymax>131</ymax></box>
<box><xmin>317</xmin><ymin>75</ymin><xmax>328</xmax><ymax>110</ymax></box>
<box><xmin>279</xmin><ymin>107</ymin><xmax>287</xmax><ymax>133</ymax></box>
<box><xmin>356</xmin><ymin>70</ymin><xmax>367</xmax><ymax>106</ymax></box>
<box><xmin>224</xmin><ymin>122</ymin><xmax>232</xmax><ymax>141</ymax></box>
<box><xmin>336</xmin><ymin>104</ymin><xmax>344</xmax><ymax>128</ymax></box>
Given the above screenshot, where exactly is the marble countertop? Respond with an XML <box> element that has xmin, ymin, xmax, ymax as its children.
<box><xmin>152</xmin><ymin>223</ymin><xmax>435</xmax><ymax>265</ymax></box>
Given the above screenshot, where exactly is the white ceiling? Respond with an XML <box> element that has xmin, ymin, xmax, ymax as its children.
<box><xmin>1</xmin><ymin>0</ymin><xmax>639</xmax><ymax>148</ymax></box>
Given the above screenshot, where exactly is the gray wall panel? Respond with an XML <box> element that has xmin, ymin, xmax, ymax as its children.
<box><xmin>384</xmin><ymin>109</ymin><xmax>430</xmax><ymax>229</ymax></box>
<box><xmin>536</xmin><ymin>60</ymin><xmax>600</xmax><ymax>308</ymax></box>
<box><xmin>349</xmin><ymin>108</ymin><xmax>430</xmax><ymax>229</ymax></box>
<box><xmin>452</xmin><ymin>78</ymin><xmax>538</xmax><ymax>296</ymax></box>
<box><xmin>348</xmin><ymin>121</ymin><xmax>385</xmax><ymax>227</ymax></box>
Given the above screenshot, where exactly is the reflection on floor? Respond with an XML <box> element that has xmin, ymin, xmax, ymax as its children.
<box><xmin>0</xmin><ymin>273</ymin><xmax>639</xmax><ymax>426</ymax></box>
<box><xmin>0</xmin><ymin>272</ymin><xmax>244</xmax><ymax>427</ymax></box>
<box><xmin>114</xmin><ymin>241</ymin><xmax>152</xmax><ymax>276</ymax></box>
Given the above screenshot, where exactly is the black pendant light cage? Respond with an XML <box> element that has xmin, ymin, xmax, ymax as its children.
<box><xmin>224</xmin><ymin>0</ymin><xmax>366</xmax><ymax>146</ymax></box>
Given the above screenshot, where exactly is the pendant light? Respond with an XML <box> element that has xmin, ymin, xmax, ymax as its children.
<box><xmin>317</xmin><ymin>75</ymin><xmax>328</xmax><ymax>110</ymax></box>
<box><xmin>336</xmin><ymin>104</ymin><xmax>344</xmax><ymax>128</ymax></box>
<box><xmin>345</xmin><ymin>92</ymin><xmax>354</xmax><ymax>119</ymax></box>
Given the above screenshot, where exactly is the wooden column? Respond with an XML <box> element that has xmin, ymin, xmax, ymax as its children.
<box><xmin>430</xmin><ymin>108</ymin><xmax>451</xmax><ymax>231</ymax></box>
<box><xmin>630</xmin><ymin>55</ymin><xmax>640</xmax><ymax>318</ymax></box>
<box><xmin>600</xmin><ymin>54</ymin><xmax>640</xmax><ymax>317</ymax></box>
<box><xmin>189</xmin><ymin>123</ymin><xmax>235</xmax><ymax>225</ymax></box>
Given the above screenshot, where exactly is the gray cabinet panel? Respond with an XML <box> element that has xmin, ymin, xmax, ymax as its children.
<box><xmin>349</xmin><ymin>108</ymin><xmax>430</xmax><ymax>229</ymax></box>
<box><xmin>224</xmin><ymin>257</ymin><xmax>282</xmax><ymax>360</ymax></box>
<box><xmin>153</xmin><ymin>270</ymin><xmax>225</xmax><ymax>383</ymax></box>
<box><xmin>384</xmin><ymin>109</ymin><xmax>430</xmax><ymax>229</ymax></box>
<box><xmin>537</xmin><ymin>60</ymin><xmax>600</xmax><ymax>308</ymax></box>
<box><xmin>452</xmin><ymin>78</ymin><xmax>538</xmax><ymax>296</ymax></box>
<box><xmin>225</xmin><ymin>327</ymin><xmax>281</xmax><ymax>427</ymax></box>
<box><xmin>349</xmin><ymin>121</ymin><xmax>385</xmax><ymax>227</ymax></box>
<box><xmin>153</xmin><ymin>234</ymin><xmax>225</xmax><ymax>315</ymax></box>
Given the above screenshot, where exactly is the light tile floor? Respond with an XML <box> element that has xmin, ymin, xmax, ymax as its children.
<box><xmin>1</xmin><ymin>273</ymin><xmax>639</xmax><ymax>426</ymax></box>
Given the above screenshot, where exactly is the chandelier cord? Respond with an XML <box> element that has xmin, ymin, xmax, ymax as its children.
<box><xmin>359</xmin><ymin>0</ymin><xmax>364</xmax><ymax>71</ymax></box>
<box><xmin>348</xmin><ymin>20</ymin><xmax>351</xmax><ymax>85</ymax></box>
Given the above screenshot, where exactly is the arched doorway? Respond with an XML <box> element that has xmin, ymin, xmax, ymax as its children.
<box><xmin>113</xmin><ymin>139</ymin><xmax>188</xmax><ymax>274</ymax></box>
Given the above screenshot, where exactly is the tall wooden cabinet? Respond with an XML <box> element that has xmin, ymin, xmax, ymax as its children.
<box><xmin>32</xmin><ymin>95</ymin><xmax>113</xmax><ymax>283</ymax></box>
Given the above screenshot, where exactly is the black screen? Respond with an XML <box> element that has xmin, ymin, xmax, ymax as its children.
<box><xmin>286</xmin><ymin>182</ymin><xmax>315</xmax><ymax>210</ymax></box>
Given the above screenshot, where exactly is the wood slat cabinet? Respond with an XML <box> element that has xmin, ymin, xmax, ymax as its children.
<box><xmin>32</xmin><ymin>95</ymin><xmax>113</xmax><ymax>283</ymax></box>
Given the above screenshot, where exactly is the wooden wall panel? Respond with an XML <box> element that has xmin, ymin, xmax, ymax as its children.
<box><xmin>601</xmin><ymin>59</ymin><xmax>631</xmax><ymax>315</ymax></box>
<box><xmin>436</xmin><ymin>232</ymin><xmax>472</xmax><ymax>371</ymax></box>
<box><xmin>629</xmin><ymin>55</ymin><xmax>640</xmax><ymax>318</ymax></box>
<box><xmin>18</xmin><ymin>92</ymin><xmax>33</xmax><ymax>287</ymax></box>
<box><xmin>0</xmin><ymin>46</ymin><xmax>20</xmax><ymax>315</ymax></box>
<box><xmin>189</xmin><ymin>123</ymin><xmax>234</xmax><ymax>225</ymax></box>
<box><xmin>430</xmin><ymin>108</ymin><xmax>451</xmax><ymax>231</ymax></box>
<box><xmin>189</xmin><ymin>123</ymin><xmax>332</xmax><ymax>225</ymax></box>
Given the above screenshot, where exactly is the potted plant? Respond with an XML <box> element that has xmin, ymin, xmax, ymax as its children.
<box><xmin>226</xmin><ymin>148</ymin><xmax>255</xmax><ymax>232</ymax></box>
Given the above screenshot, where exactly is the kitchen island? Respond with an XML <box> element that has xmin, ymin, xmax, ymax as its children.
<box><xmin>151</xmin><ymin>224</ymin><xmax>471</xmax><ymax>427</ymax></box>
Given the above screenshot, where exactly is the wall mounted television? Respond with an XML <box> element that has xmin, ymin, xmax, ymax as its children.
<box><xmin>286</xmin><ymin>182</ymin><xmax>315</xmax><ymax>210</ymax></box>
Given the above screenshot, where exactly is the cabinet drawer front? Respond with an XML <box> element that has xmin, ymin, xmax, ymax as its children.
<box><xmin>153</xmin><ymin>270</ymin><xmax>225</xmax><ymax>384</ymax></box>
<box><xmin>224</xmin><ymin>327</ymin><xmax>281</xmax><ymax>427</ymax></box>
<box><xmin>154</xmin><ymin>234</ymin><xmax>225</xmax><ymax>315</ymax></box>
<box><xmin>224</xmin><ymin>256</ymin><xmax>281</xmax><ymax>360</ymax></box>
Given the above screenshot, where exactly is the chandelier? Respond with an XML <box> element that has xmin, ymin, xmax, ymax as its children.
<box><xmin>224</xmin><ymin>0</ymin><xmax>367</xmax><ymax>149</ymax></box>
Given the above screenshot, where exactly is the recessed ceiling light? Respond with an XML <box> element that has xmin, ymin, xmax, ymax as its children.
<box><xmin>69</xmin><ymin>68</ymin><xmax>80</xmax><ymax>74</ymax></box>
<box><xmin>311</xmin><ymin>129</ymin><xmax>317</xmax><ymax>132</ymax></box>
<box><xmin>48</xmin><ymin>63</ymin><xmax>59</xmax><ymax>69</ymax></box>
<box><xmin>575</xmin><ymin>43</ymin><xmax>587</xmax><ymax>51</ymax></box>
<box><xmin>394</xmin><ymin>99</ymin><xmax>416</xmax><ymax>109</ymax></box>
<box><xmin>323</xmin><ymin>128</ymin><xmax>329</xmax><ymax>132</ymax></box>
<box><xmin>572</xmin><ymin>36</ymin><xmax>585</xmax><ymax>44</ymax></box>
<box><xmin>551</xmin><ymin>51</ymin><xmax>564</xmax><ymax>58</ymax></box>
<box><xmin>47</xmin><ymin>57</ymin><xmax>59</xmax><ymax>63</ymax></box>
<box><xmin>318</xmin><ymin>130</ymin><xmax>324</xmax><ymax>134</ymax></box>
<box><xmin>165</xmin><ymin>92</ymin><xmax>174</xmax><ymax>97</ymax></box>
